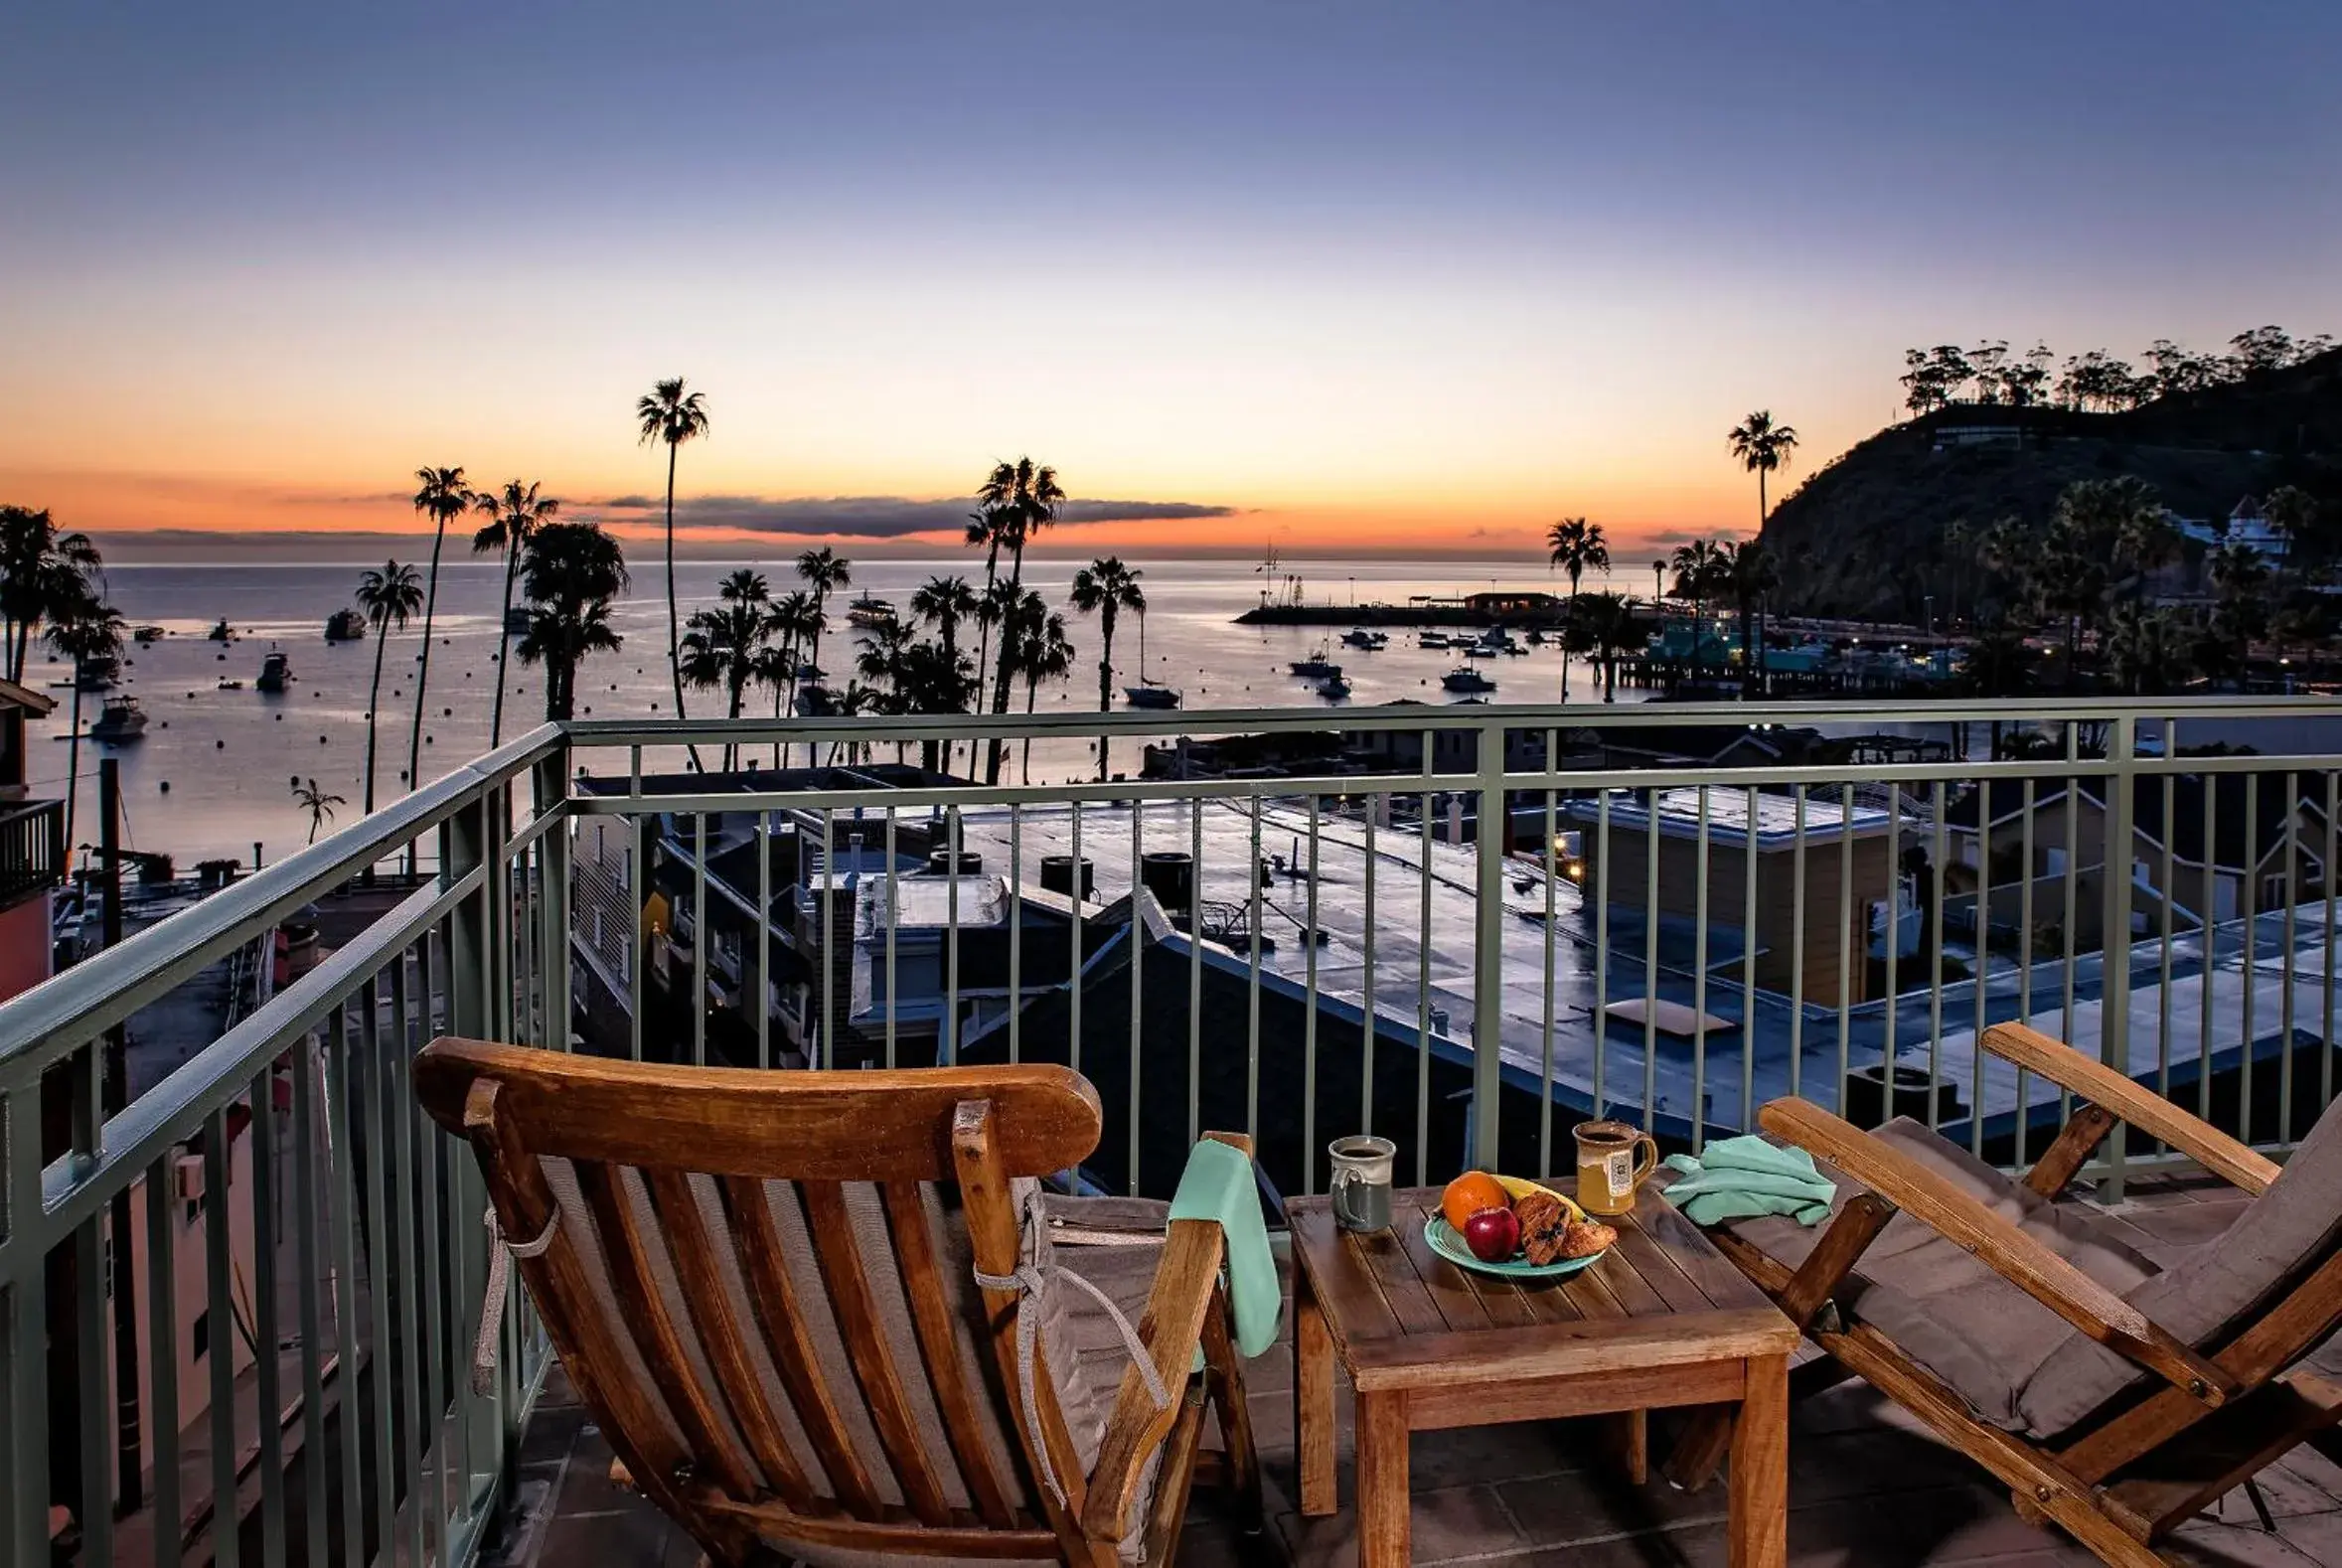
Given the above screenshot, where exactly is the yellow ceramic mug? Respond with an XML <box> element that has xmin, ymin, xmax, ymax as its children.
<box><xmin>1573</xmin><ymin>1120</ymin><xmax>1658</xmax><ymax>1216</ymax></box>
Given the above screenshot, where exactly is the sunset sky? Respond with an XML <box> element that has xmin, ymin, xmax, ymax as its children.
<box><xmin>3</xmin><ymin>2</ymin><xmax>2335</xmax><ymax>562</ymax></box>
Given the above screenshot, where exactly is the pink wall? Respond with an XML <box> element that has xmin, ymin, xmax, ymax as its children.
<box><xmin>0</xmin><ymin>891</ymin><xmax>51</xmax><ymax>1003</ymax></box>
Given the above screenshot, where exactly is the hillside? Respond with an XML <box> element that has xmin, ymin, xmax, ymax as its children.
<box><xmin>1762</xmin><ymin>348</ymin><xmax>2342</xmax><ymax>621</ymax></box>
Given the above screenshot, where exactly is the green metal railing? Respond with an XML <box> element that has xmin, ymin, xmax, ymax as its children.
<box><xmin>1</xmin><ymin>697</ymin><xmax>2336</xmax><ymax>1563</ymax></box>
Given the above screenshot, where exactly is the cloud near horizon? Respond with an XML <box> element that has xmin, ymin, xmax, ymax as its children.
<box><xmin>587</xmin><ymin>493</ymin><xmax>1237</xmax><ymax>538</ymax></box>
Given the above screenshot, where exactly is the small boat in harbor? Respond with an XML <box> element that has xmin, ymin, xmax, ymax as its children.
<box><xmin>1417</xmin><ymin>630</ymin><xmax>1452</xmax><ymax>650</ymax></box>
<box><xmin>1442</xmin><ymin>666</ymin><xmax>1496</xmax><ymax>694</ymax></box>
<box><xmin>846</xmin><ymin>595</ymin><xmax>896</xmax><ymax>629</ymax></box>
<box><xmin>133</xmin><ymin>624</ymin><xmax>165</xmax><ymax>643</ymax></box>
<box><xmin>1289</xmin><ymin>641</ymin><xmax>1342</xmax><ymax>680</ymax></box>
<box><xmin>76</xmin><ymin>655</ymin><xmax>119</xmax><ymax>691</ymax></box>
<box><xmin>207</xmin><ymin>618</ymin><xmax>232</xmax><ymax>641</ymax></box>
<box><xmin>325</xmin><ymin>608</ymin><xmax>367</xmax><ymax>642</ymax></box>
<box><xmin>257</xmin><ymin>649</ymin><xmax>293</xmax><ymax>693</ymax></box>
<box><xmin>1124</xmin><ymin>683</ymin><xmax>1181</xmax><ymax>709</ymax></box>
<box><xmin>1316</xmin><ymin>673</ymin><xmax>1352</xmax><ymax>701</ymax></box>
<box><xmin>1340</xmin><ymin>628</ymin><xmax>1387</xmax><ymax>650</ymax></box>
<box><xmin>91</xmin><ymin>697</ymin><xmax>148</xmax><ymax>742</ymax></box>
<box><xmin>1463</xmin><ymin>642</ymin><xmax>1500</xmax><ymax>660</ymax></box>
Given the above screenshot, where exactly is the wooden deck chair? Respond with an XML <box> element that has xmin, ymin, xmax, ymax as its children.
<box><xmin>414</xmin><ymin>1038</ymin><xmax>1263</xmax><ymax>1567</ymax></box>
<box><xmin>1675</xmin><ymin>1022</ymin><xmax>2342</xmax><ymax>1568</ymax></box>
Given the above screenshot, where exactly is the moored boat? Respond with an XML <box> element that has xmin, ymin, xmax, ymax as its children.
<box><xmin>257</xmin><ymin>649</ymin><xmax>293</xmax><ymax>693</ymax></box>
<box><xmin>1289</xmin><ymin>639</ymin><xmax>1342</xmax><ymax>679</ymax></box>
<box><xmin>1340</xmin><ymin>627</ymin><xmax>1387</xmax><ymax>650</ymax></box>
<box><xmin>91</xmin><ymin>697</ymin><xmax>147</xmax><ymax>742</ymax></box>
<box><xmin>846</xmin><ymin>595</ymin><xmax>896</xmax><ymax>629</ymax></box>
<box><xmin>134</xmin><ymin>624</ymin><xmax>165</xmax><ymax>643</ymax></box>
<box><xmin>207</xmin><ymin>618</ymin><xmax>231</xmax><ymax>641</ymax></box>
<box><xmin>1316</xmin><ymin>673</ymin><xmax>1351</xmax><ymax>701</ymax></box>
<box><xmin>1442</xmin><ymin>666</ymin><xmax>1496</xmax><ymax>694</ymax></box>
<box><xmin>1417</xmin><ymin>631</ymin><xmax>1452</xmax><ymax>650</ymax></box>
<box><xmin>75</xmin><ymin>655</ymin><xmax>119</xmax><ymax>691</ymax></box>
<box><xmin>325</xmin><ymin>608</ymin><xmax>367</xmax><ymax>642</ymax></box>
<box><xmin>1124</xmin><ymin>683</ymin><xmax>1181</xmax><ymax>709</ymax></box>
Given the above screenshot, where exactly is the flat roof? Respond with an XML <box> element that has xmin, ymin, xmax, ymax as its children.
<box><xmin>1566</xmin><ymin>785</ymin><xmax>1894</xmax><ymax>849</ymax></box>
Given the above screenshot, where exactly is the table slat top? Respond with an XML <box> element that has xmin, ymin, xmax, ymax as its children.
<box><xmin>1289</xmin><ymin>1185</ymin><xmax>1796</xmax><ymax>1383</ymax></box>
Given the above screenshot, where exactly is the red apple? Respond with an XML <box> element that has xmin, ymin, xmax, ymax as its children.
<box><xmin>1462</xmin><ymin>1204</ymin><xmax>1520</xmax><ymax>1263</ymax></box>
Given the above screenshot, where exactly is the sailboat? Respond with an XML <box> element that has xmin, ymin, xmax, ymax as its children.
<box><xmin>1123</xmin><ymin>605</ymin><xmax>1182</xmax><ymax>708</ymax></box>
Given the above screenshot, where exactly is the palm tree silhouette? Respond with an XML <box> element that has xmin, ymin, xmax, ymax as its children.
<box><xmin>794</xmin><ymin>548</ymin><xmax>852</xmax><ymax>700</ymax></box>
<box><xmin>1575</xmin><ymin>592</ymin><xmax>1638</xmax><ymax>703</ymax></box>
<box><xmin>1724</xmin><ymin>540</ymin><xmax>1782</xmax><ymax>699</ymax></box>
<box><xmin>356</xmin><ymin>560</ymin><xmax>425</xmax><ymax>815</ymax></box>
<box><xmin>46</xmin><ymin>590</ymin><xmax>124</xmax><ymax>853</ymax></box>
<box><xmin>1727</xmin><ymin>410</ymin><xmax>1799</xmax><ymax>533</ymax></box>
<box><xmin>0</xmin><ymin>505</ymin><xmax>102</xmax><ymax>682</ymax></box>
<box><xmin>1014</xmin><ymin>601</ymin><xmax>1075</xmax><ymax>783</ymax></box>
<box><xmin>975</xmin><ymin>457</ymin><xmax>1064</xmax><ymax>781</ymax></box>
<box><xmin>635</xmin><ymin>378</ymin><xmax>710</xmax><ymax>751</ymax></box>
<box><xmin>1669</xmin><ymin>540</ymin><xmax>1727</xmax><ymax>672</ymax></box>
<box><xmin>1069</xmin><ymin>556</ymin><xmax>1145</xmax><ymax>780</ymax></box>
<box><xmin>911</xmin><ymin>575</ymin><xmax>979</xmax><ymax>773</ymax></box>
<box><xmin>515</xmin><ymin>522</ymin><xmax>628</xmax><ymax>722</ymax></box>
<box><xmin>682</xmin><ymin>571</ymin><xmax>780</xmax><ymax>769</ymax></box>
<box><xmin>759</xmin><ymin>590</ymin><xmax>821</xmax><ymax>768</ymax></box>
<box><xmin>470</xmin><ymin>480</ymin><xmax>558</xmax><ymax>746</ymax></box>
<box><xmin>1545</xmin><ymin>517</ymin><xmax>1609</xmax><ymax>700</ymax></box>
<box><xmin>406</xmin><ymin>465</ymin><xmax>471</xmax><ymax>793</ymax></box>
<box><xmin>291</xmin><ymin>778</ymin><xmax>347</xmax><ymax>846</ymax></box>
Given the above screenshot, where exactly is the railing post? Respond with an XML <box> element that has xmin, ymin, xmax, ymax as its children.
<box><xmin>2</xmin><ymin>1084</ymin><xmax>51</xmax><ymax>1568</ymax></box>
<box><xmin>1473</xmin><ymin>718</ymin><xmax>1507</xmax><ymax>1168</ymax></box>
<box><xmin>440</xmin><ymin>784</ymin><xmax>506</xmax><ymax>1516</ymax></box>
<box><xmin>2100</xmin><ymin>713</ymin><xmax>2136</xmax><ymax>1202</ymax></box>
<box><xmin>533</xmin><ymin>740</ymin><xmax>573</xmax><ymax>1052</ymax></box>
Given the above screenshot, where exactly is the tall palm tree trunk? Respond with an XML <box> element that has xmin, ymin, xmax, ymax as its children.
<box><xmin>406</xmin><ymin>514</ymin><xmax>447</xmax><ymax>792</ymax></box>
<box><xmin>1022</xmin><ymin>676</ymin><xmax>1040</xmax><ymax>784</ymax></box>
<box><xmin>364</xmin><ymin>622</ymin><xmax>391</xmax><ymax>814</ymax></box>
<box><xmin>986</xmin><ymin>546</ymin><xmax>1026</xmax><ymax>785</ymax></box>
<box><xmin>490</xmin><ymin>543</ymin><xmax>519</xmax><ymax>746</ymax></box>
<box><xmin>1096</xmin><ymin>616</ymin><xmax>1115</xmax><ymax>782</ymax></box>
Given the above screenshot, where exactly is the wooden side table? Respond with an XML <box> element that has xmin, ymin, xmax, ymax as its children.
<box><xmin>1288</xmin><ymin>1183</ymin><xmax>1799</xmax><ymax>1568</ymax></box>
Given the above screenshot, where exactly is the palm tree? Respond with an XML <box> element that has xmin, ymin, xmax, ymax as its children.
<box><xmin>405</xmin><ymin>465</ymin><xmax>471</xmax><ymax>793</ymax></box>
<box><xmin>515</xmin><ymin>522</ymin><xmax>628</xmax><ymax>721</ymax></box>
<box><xmin>2104</xmin><ymin>603</ymin><xmax>2192</xmax><ymax>696</ymax></box>
<box><xmin>1574</xmin><ymin>592</ymin><xmax>1638</xmax><ymax>702</ymax></box>
<box><xmin>0</xmin><ymin>505</ymin><xmax>102</xmax><ymax>682</ymax></box>
<box><xmin>356</xmin><ymin>561</ymin><xmax>425</xmax><ymax>815</ymax></box>
<box><xmin>1545</xmin><ymin>517</ymin><xmax>1609</xmax><ymax>700</ymax></box>
<box><xmin>1014</xmin><ymin>603</ymin><xmax>1075</xmax><ymax>783</ymax></box>
<box><xmin>976</xmin><ymin>457</ymin><xmax>1064</xmax><ymax>781</ymax></box>
<box><xmin>1962</xmin><ymin>617</ymin><xmax>2033</xmax><ymax>757</ymax></box>
<box><xmin>1069</xmin><ymin>556</ymin><xmax>1145</xmax><ymax>780</ymax></box>
<box><xmin>292</xmin><ymin>778</ymin><xmax>346</xmax><ymax>846</ymax></box>
<box><xmin>635</xmin><ymin>378</ymin><xmax>710</xmax><ymax>748</ymax></box>
<box><xmin>1727</xmin><ymin>410</ymin><xmax>1800</xmax><ymax>533</ymax></box>
<box><xmin>46</xmin><ymin>589</ymin><xmax>124</xmax><ymax>853</ymax></box>
<box><xmin>1668</xmin><ymin>540</ymin><xmax>1727</xmax><ymax>671</ymax></box>
<box><xmin>1724</xmin><ymin>540</ymin><xmax>1782</xmax><ymax>699</ymax></box>
<box><xmin>683</xmin><ymin>594</ymin><xmax>781</xmax><ymax>770</ymax></box>
<box><xmin>470</xmin><ymin>480</ymin><xmax>558</xmax><ymax>746</ymax></box>
<box><xmin>794</xmin><ymin>547</ymin><xmax>852</xmax><ymax>696</ymax></box>
<box><xmin>759</xmin><ymin>590</ymin><xmax>821</xmax><ymax>767</ymax></box>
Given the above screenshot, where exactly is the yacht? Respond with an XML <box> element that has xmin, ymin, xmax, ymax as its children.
<box><xmin>75</xmin><ymin>655</ymin><xmax>119</xmax><ymax>691</ymax></box>
<box><xmin>1339</xmin><ymin>628</ymin><xmax>1387</xmax><ymax>650</ymax></box>
<box><xmin>1124</xmin><ymin>683</ymin><xmax>1181</xmax><ymax>709</ymax></box>
<box><xmin>257</xmin><ymin>649</ymin><xmax>293</xmax><ymax>693</ymax></box>
<box><xmin>133</xmin><ymin>624</ymin><xmax>165</xmax><ymax>643</ymax></box>
<box><xmin>91</xmin><ymin>697</ymin><xmax>148</xmax><ymax>742</ymax></box>
<box><xmin>1316</xmin><ymin>673</ymin><xmax>1352</xmax><ymax>701</ymax></box>
<box><xmin>1416</xmin><ymin>630</ymin><xmax>1453</xmax><ymax>650</ymax></box>
<box><xmin>846</xmin><ymin>595</ymin><xmax>897</xmax><ymax>629</ymax></box>
<box><xmin>325</xmin><ymin>608</ymin><xmax>367</xmax><ymax>642</ymax></box>
<box><xmin>1442</xmin><ymin>666</ymin><xmax>1497</xmax><ymax>695</ymax></box>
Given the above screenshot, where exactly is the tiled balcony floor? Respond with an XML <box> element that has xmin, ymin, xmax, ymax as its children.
<box><xmin>484</xmin><ymin>1176</ymin><xmax>2342</xmax><ymax>1566</ymax></box>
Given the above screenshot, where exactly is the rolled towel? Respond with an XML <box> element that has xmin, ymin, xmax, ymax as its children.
<box><xmin>1661</xmin><ymin>1134</ymin><xmax>1836</xmax><ymax>1226</ymax></box>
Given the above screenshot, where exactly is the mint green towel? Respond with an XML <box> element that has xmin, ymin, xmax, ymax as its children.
<box><xmin>1661</xmin><ymin>1135</ymin><xmax>1836</xmax><ymax>1226</ymax></box>
<box><xmin>1167</xmin><ymin>1139</ymin><xmax>1282</xmax><ymax>1362</ymax></box>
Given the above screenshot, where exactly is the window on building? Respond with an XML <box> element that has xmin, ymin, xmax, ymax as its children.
<box><xmin>192</xmin><ymin>1310</ymin><xmax>209</xmax><ymax>1362</ymax></box>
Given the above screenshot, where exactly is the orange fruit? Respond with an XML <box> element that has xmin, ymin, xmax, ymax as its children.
<box><xmin>1441</xmin><ymin>1171</ymin><xmax>1509</xmax><ymax>1231</ymax></box>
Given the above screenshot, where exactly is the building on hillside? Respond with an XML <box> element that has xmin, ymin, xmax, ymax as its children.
<box><xmin>2173</xmin><ymin>495</ymin><xmax>2293</xmax><ymax>566</ymax></box>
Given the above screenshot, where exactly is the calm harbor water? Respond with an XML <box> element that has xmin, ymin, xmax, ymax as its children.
<box><xmin>30</xmin><ymin>555</ymin><xmax>1641</xmax><ymax>866</ymax></box>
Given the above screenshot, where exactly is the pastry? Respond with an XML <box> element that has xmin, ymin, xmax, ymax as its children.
<box><xmin>1513</xmin><ymin>1188</ymin><xmax>1570</xmax><ymax>1265</ymax></box>
<box><xmin>1558</xmin><ymin>1219</ymin><xmax>1617</xmax><ymax>1259</ymax></box>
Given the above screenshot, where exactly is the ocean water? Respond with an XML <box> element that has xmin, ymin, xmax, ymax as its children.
<box><xmin>29</xmin><ymin>555</ymin><xmax>1638</xmax><ymax>866</ymax></box>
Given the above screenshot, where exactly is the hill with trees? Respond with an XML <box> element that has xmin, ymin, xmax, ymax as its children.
<box><xmin>1762</xmin><ymin>332</ymin><xmax>2342</xmax><ymax>622</ymax></box>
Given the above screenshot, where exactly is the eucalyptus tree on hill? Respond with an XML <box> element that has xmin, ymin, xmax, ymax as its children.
<box><xmin>0</xmin><ymin>505</ymin><xmax>102</xmax><ymax>683</ymax></box>
<box><xmin>406</xmin><ymin>464</ymin><xmax>471</xmax><ymax>793</ymax></box>
<box><xmin>636</xmin><ymin>378</ymin><xmax>710</xmax><ymax>756</ymax></box>
<box><xmin>356</xmin><ymin>560</ymin><xmax>425</xmax><ymax>816</ymax></box>
<box><xmin>1069</xmin><ymin>556</ymin><xmax>1145</xmax><ymax>780</ymax></box>
<box><xmin>516</xmin><ymin>522</ymin><xmax>627</xmax><ymax>722</ymax></box>
<box><xmin>470</xmin><ymin>480</ymin><xmax>558</xmax><ymax>746</ymax></box>
<box><xmin>1545</xmin><ymin>517</ymin><xmax>1609</xmax><ymax>700</ymax></box>
<box><xmin>1726</xmin><ymin>410</ymin><xmax>1798</xmax><ymax>534</ymax></box>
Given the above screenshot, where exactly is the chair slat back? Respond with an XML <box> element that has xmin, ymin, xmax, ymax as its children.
<box><xmin>415</xmin><ymin>1037</ymin><xmax>1103</xmax><ymax>1565</ymax></box>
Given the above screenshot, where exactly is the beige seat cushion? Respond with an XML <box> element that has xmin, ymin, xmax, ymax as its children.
<box><xmin>1721</xmin><ymin>1118</ymin><xmax>2161</xmax><ymax>1435</ymax></box>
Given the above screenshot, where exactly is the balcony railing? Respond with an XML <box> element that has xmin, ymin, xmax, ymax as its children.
<box><xmin>0</xmin><ymin>797</ymin><xmax>66</xmax><ymax>909</ymax></box>
<box><xmin>1</xmin><ymin>698</ymin><xmax>2337</xmax><ymax>1564</ymax></box>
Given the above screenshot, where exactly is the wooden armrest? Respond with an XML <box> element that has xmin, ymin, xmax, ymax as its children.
<box><xmin>1983</xmin><ymin>1023</ymin><xmax>2278</xmax><ymax>1195</ymax></box>
<box><xmin>1080</xmin><ymin>1130</ymin><xmax>1252</xmax><ymax>1542</ymax></box>
<box><xmin>1760</xmin><ymin>1098</ymin><xmax>2240</xmax><ymax>1407</ymax></box>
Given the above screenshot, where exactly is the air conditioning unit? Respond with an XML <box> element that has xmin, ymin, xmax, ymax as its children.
<box><xmin>174</xmin><ymin>1154</ymin><xmax>206</xmax><ymax>1202</ymax></box>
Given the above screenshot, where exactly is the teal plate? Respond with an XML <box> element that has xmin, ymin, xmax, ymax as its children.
<box><xmin>1422</xmin><ymin>1212</ymin><xmax>1608</xmax><ymax>1279</ymax></box>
